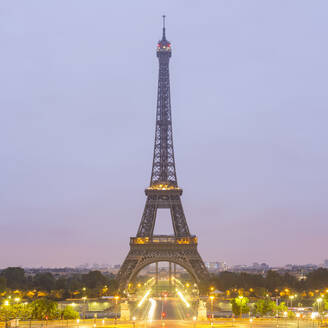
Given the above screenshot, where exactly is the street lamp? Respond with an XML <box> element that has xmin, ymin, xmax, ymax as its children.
<box><xmin>132</xmin><ymin>316</ymin><xmax>136</xmax><ymax>328</ymax></box>
<box><xmin>238</xmin><ymin>296</ymin><xmax>244</xmax><ymax>319</ymax></box>
<box><xmin>82</xmin><ymin>296</ymin><xmax>87</xmax><ymax>320</ymax></box>
<box><xmin>114</xmin><ymin>296</ymin><xmax>120</xmax><ymax>326</ymax></box>
<box><xmin>289</xmin><ymin>295</ymin><xmax>294</xmax><ymax>308</ymax></box>
<box><xmin>209</xmin><ymin>295</ymin><xmax>214</xmax><ymax>323</ymax></box>
<box><xmin>4</xmin><ymin>300</ymin><xmax>9</xmax><ymax>328</ymax></box>
<box><xmin>316</xmin><ymin>297</ymin><xmax>322</xmax><ymax>312</ymax></box>
<box><xmin>193</xmin><ymin>316</ymin><xmax>197</xmax><ymax>328</ymax></box>
<box><xmin>316</xmin><ymin>297</ymin><xmax>323</xmax><ymax>323</ymax></box>
<box><xmin>296</xmin><ymin>312</ymin><xmax>300</xmax><ymax>328</ymax></box>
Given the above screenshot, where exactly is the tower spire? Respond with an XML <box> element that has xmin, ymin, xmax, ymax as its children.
<box><xmin>162</xmin><ymin>15</ymin><xmax>166</xmax><ymax>40</ymax></box>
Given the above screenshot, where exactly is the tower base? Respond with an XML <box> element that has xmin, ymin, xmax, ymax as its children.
<box><xmin>117</xmin><ymin>235</ymin><xmax>209</xmax><ymax>291</ymax></box>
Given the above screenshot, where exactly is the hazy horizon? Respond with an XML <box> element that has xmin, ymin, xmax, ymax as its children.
<box><xmin>1</xmin><ymin>1</ymin><xmax>327</xmax><ymax>268</ymax></box>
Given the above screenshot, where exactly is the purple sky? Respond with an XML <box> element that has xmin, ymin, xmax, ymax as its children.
<box><xmin>1</xmin><ymin>1</ymin><xmax>328</xmax><ymax>268</ymax></box>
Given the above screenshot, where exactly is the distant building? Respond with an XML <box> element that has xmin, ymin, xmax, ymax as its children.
<box><xmin>230</xmin><ymin>262</ymin><xmax>270</xmax><ymax>274</ymax></box>
<box><xmin>205</xmin><ymin>261</ymin><xmax>228</xmax><ymax>272</ymax></box>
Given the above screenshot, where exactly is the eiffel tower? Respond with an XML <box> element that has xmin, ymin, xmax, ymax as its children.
<box><xmin>117</xmin><ymin>17</ymin><xmax>209</xmax><ymax>291</ymax></box>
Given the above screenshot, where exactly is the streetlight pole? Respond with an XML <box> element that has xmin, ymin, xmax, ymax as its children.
<box><xmin>3</xmin><ymin>300</ymin><xmax>9</xmax><ymax>328</ymax></box>
<box><xmin>296</xmin><ymin>312</ymin><xmax>300</xmax><ymax>328</ymax></box>
<box><xmin>209</xmin><ymin>296</ymin><xmax>214</xmax><ymax>324</ymax></box>
<box><xmin>114</xmin><ymin>296</ymin><xmax>120</xmax><ymax>326</ymax></box>
<box><xmin>316</xmin><ymin>298</ymin><xmax>322</xmax><ymax>324</ymax></box>
<box><xmin>82</xmin><ymin>297</ymin><xmax>87</xmax><ymax>320</ymax></box>
<box><xmin>193</xmin><ymin>316</ymin><xmax>197</xmax><ymax>328</ymax></box>
<box><xmin>238</xmin><ymin>296</ymin><xmax>244</xmax><ymax>319</ymax></box>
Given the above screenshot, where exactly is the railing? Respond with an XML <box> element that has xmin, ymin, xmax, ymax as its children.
<box><xmin>130</xmin><ymin>235</ymin><xmax>197</xmax><ymax>245</ymax></box>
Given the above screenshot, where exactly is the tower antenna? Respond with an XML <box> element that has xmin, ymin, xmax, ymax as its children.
<box><xmin>162</xmin><ymin>15</ymin><xmax>166</xmax><ymax>39</ymax></box>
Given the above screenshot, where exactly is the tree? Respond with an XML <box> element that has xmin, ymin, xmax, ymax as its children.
<box><xmin>0</xmin><ymin>276</ymin><xmax>7</xmax><ymax>292</ymax></box>
<box><xmin>82</xmin><ymin>271</ymin><xmax>106</xmax><ymax>289</ymax></box>
<box><xmin>0</xmin><ymin>303</ymin><xmax>32</xmax><ymax>321</ymax></box>
<box><xmin>108</xmin><ymin>279</ymin><xmax>119</xmax><ymax>295</ymax></box>
<box><xmin>253</xmin><ymin>287</ymin><xmax>267</xmax><ymax>298</ymax></box>
<box><xmin>305</xmin><ymin>269</ymin><xmax>328</xmax><ymax>290</ymax></box>
<box><xmin>1</xmin><ymin>267</ymin><xmax>26</xmax><ymax>289</ymax></box>
<box><xmin>55</xmin><ymin>277</ymin><xmax>67</xmax><ymax>290</ymax></box>
<box><xmin>324</xmin><ymin>299</ymin><xmax>328</xmax><ymax>311</ymax></box>
<box><xmin>231</xmin><ymin>296</ymin><xmax>249</xmax><ymax>317</ymax></box>
<box><xmin>265</xmin><ymin>271</ymin><xmax>283</xmax><ymax>291</ymax></box>
<box><xmin>254</xmin><ymin>298</ymin><xmax>275</xmax><ymax>316</ymax></box>
<box><xmin>67</xmin><ymin>275</ymin><xmax>82</xmax><ymax>294</ymax></box>
<box><xmin>61</xmin><ymin>306</ymin><xmax>80</xmax><ymax>319</ymax></box>
<box><xmin>30</xmin><ymin>299</ymin><xmax>60</xmax><ymax>320</ymax></box>
<box><xmin>33</xmin><ymin>273</ymin><xmax>56</xmax><ymax>291</ymax></box>
<box><xmin>274</xmin><ymin>302</ymin><xmax>288</xmax><ymax>316</ymax></box>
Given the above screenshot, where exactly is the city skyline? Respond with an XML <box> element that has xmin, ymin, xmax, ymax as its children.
<box><xmin>1</xmin><ymin>1</ymin><xmax>328</xmax><ymax>268</ymax></box>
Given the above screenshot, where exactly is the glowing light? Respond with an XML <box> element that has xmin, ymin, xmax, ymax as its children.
<box><xmin>4</xmin><ymin>300</ymin><xmax>9</xmax><ymax>306</ymax></box>
<box><xmin>311</xmin><ymin>312</ymin><xmax>318</xmax><ymax>319</ymax></box>
<box><xmin>296</xmin><ymin>313</ymin><xmax>300</xmax><ymax>318</ymax></box>
<box><xmin>132</xmin><ymin>316</ymin><xmax>136</xmax><ymax>321</ymax></box>
<box><xmin>193</xmin><ymin>316</ymin><xmax>197</xmax><ymax>321</ymax></box>
<box><xmin>138</xmin><ymin>290</ymin><xmax>151</xmax><ymax>307</ymax></box>
<box><xmin>76</xmin><ymin>319</ymin><xmax>80</xmax><ymax>324</ymax></box>
<box><xmin>177</xmin><ymin>289</ymin><xmax>190</xmax><ymax>308</ymax></box>
<box><xmin>283</xmin><ymin>311</ymin><xmax>288</xmax><ymax>318</ymax></box>
<box><xmin>148</xmin><ymin>184</ymin><xmax>179</xmax><ymax>191</ymax></box>
<box><xmin>148</xmin><ymin>298</ymin><xmax>157</xmax><ymax>322</ymax></box>
<box><xmin>250</xmin><ymin>318</ymin><xmax>253</xmax><ymax>323</ymax></box>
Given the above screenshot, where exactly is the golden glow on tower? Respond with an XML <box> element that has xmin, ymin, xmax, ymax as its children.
<box><xmin>148</xmin><ymin>183</ymin><xmax>180</xmax><ymax>190</ymax></box>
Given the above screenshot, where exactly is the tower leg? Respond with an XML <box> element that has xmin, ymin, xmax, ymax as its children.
<box><xmin>174</xmin><ymin>263</ymin><xmax>176</xmax><ymax>285</ymax></box>
<box><xmin>155</xmin><ymin>262</ymin><xmax>159</xmax><ymax>285</ymax></box>
<box><xmin>169</xmin><ymin>262</ymin><xmax>172</xmax><ymax>286</ymax></box>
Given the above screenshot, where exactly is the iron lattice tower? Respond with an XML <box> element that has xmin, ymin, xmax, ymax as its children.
<box><xmin>117</xmin><ymin>17</ymin><xmax>209</xmax><ymax>290</ymax></box>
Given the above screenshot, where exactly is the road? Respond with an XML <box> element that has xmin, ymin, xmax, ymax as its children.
<box><xmin>133</xmin><ymin>297</ymin><xmax>193</xmax><ymax>321</ymax></box>
<box><xmin>132</xmin><ymin>318</ymin><xmax>323</xmax><ymax>328</ymax></box>
<box><xmin>7</xmin><ymin>317</ymin><xmax>324</xmax><ymax>328</ymax></box>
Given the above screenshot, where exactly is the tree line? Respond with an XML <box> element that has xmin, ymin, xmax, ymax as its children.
<box><xmin>1</xmin><ymin>267</ymin><xmax>328</xmax><ymax>299</ymax></box>
<box><xmin>211</xmin><ymin>268</ymin><xmax>328</xmax><ymax>292</ymax></box>
<box><xmin>0</xmin><ymin>299</ymin><xmax>79</xmax><ymax>321</ymax></box>
<box><xmin>0</xmin><ymin>267</ymin><xmax>118</xmax><ymax>299</ymax></box>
